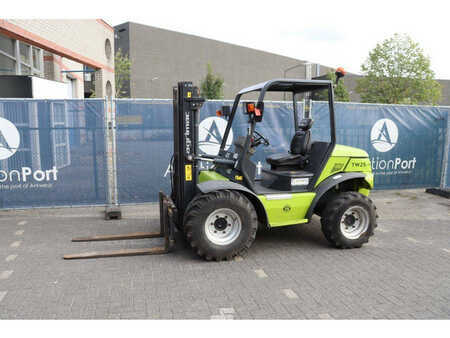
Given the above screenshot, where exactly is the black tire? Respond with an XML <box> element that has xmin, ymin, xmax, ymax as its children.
<box><xmin>321</xmin><ymin>191</ymin><xmax>377</xmax><ymax>248</ymax></box>
<box><xmin>183</xmin><ymin>190</ymin><xmax>258</xmax><ymax>261</ymax></box>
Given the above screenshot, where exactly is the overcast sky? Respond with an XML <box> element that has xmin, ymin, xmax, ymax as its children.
<box><xmin>6</xmin><ymin>0</ymin><xmax>450</xmax><ymax>79</ymax></box>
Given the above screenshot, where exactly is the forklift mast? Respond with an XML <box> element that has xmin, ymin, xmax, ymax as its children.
<box><xmin>64</xmin><ymin>81</ymin><xmax>204</xmax><ymax>260</ymax></box>
<box><xmin>171</xmin><ymin>82</ymin><xmax>205</xmax><ymax>225</ymax></box>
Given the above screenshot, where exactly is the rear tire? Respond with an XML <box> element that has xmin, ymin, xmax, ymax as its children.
<box><xmin>183</xmin><ymin>190</ymin><xmax>258</xmax><ymax>261</ymax></box>
<box><xmin>321</xmin><ymin>191</ymin><xmax>377</xmax><ymax>248</ymax></box>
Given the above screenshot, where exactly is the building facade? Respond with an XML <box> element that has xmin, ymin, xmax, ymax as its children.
<box><xmin>114</xmin><ymin>22</ymin><xmax>335</xmax><ymax>100</ymax></box>
<box><xmin>115</xmin><ymin>21</ymin><xmax>450</xmax><ymax>105</ymax></box>
<box><xmin>0</xmin><ymin>19</ymin><xmax>115</xmax><ymax>98</ymax></box>
<box><xmin>0</xmin><ymin>20</ymin><xmax>115</xmax><ymax>183</ymax></box>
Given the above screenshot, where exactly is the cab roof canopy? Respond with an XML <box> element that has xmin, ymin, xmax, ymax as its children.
<box><xmin>238</xmin><ymin>78</ymin><xmax>332</xmax><ymax>95</ymax></box>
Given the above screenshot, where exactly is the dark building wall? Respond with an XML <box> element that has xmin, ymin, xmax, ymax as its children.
<box><xmin>115</xmin><ymin>22</ymin><xmax>450</xmax><ymax>105</ymax></box>
<box><xmin>115</xmin><ymin>22</ymin><xmax>331</xmax><ymax>99</ymax></box>
<box><xmin>437</xmin><ymin>80</ymin><xmax>450</xmax><ymax>106</ymax></box>
<box><xmin>115</xmin><ymin>22</ymin><xmax>130</xmax><ymax>57</ymax></box>
<box><xmin>114</xmin><ymin>22</ymin><xmax>131</xmax><ymax>97</ymax></box>
<box><xmin>342</xmin><ymin>74</ymin><xmax>362</xmax><ymax>103</ymax></box>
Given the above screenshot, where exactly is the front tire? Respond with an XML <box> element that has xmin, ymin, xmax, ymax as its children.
<box><xmin>183</xmin><ymin>190</ymin><xmax>258</xmax><ymax>261</ymax></box>
<box><xmin>321</xmin><ymin>192</ymin><xmax>377</xmax><ymax>248</ymax></box>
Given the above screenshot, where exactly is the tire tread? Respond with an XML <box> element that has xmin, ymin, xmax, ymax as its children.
<box><xmin>184</xmin><ymin>190</ymin><xmax>258</xmax><ymax>261</ymax></box>
<box><xmin>321</xmin><ymin>191</ymin><xmax>377</xmax><ymax>249</ymax></box>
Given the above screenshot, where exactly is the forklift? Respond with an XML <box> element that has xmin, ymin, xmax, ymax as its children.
<box><xmin>65</xmin><ymin>70</ymin><xmax>377</xmax><ymax>261</ymax></box>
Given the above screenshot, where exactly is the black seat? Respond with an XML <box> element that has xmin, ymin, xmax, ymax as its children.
<box><xmin>266</xmin><ymin>118</ymin><xmax>313</xmax><ymax>170</ymax></box>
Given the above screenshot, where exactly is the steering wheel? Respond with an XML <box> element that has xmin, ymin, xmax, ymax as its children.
<box><xmin>253</xmin><ymin>130</ymin><xmax>270</xmax><ymax>147</ymax></box>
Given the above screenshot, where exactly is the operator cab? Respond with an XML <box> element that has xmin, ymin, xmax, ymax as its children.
<box><xmin>266</xmin><ymin>117</ymin><xmax>313</xmax><ymax>170</ymax></box>
<box><xmin>215</xmin><ymin>78</ymin><xmax>339</xmax><ymax>195</ymax></box>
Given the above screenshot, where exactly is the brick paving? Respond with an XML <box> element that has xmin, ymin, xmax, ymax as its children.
<box><xmin>0</xmin><ymin>189</ymin><xmax>448</xmax><ymax>319</ymax></box>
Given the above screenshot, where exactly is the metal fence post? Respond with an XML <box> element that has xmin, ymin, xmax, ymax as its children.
<box><xmin>423</xmin><ymin>108</ymin><xmax>449</xmax><ymax>198</ymax></box>
<box><xmin>111</xmin><ymin>98</ymin><xmax>119</xmax><ymax>206</ymax></box>
<box><xmin>440</xmin><ymin>111</ymin><xmax>450</xmax><ymax>189</ymax></box>
<box><xmin>308</xmin><ymin>99</ymin><xmax>311</xmax><ymax>119</ymax></box>
<box><xmin>426</xmin><ymin>109</ymin><xmax>450</xmax><ymax>197</ymax></box>
<box><xmin>104</xmin><ymin>97</ymin><xmax>121</xmax><ymax>219</ymax></box>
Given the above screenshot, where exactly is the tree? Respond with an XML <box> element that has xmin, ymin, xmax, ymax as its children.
<box><xmin>356</xmin><ymin>34</ymin><xmax>441</xmax><ymax>105</ymax></box>
<box><xmin>333</xmin><ymin>72</ymin><xmax>350</xmax><ymax>102</ymax></box>
<box><xmin>115</xmin><ymin>48</ymin><xmax>131</xmax><ymax>98</ymax></box>
<box><xmin>312</xmin><ymin>71</ymin><xmax>350</xmax><ymax>102</ymax></box>
<box><xmin>200</xmin><ymin>64</ymin><xmax>224</xmax><ymax>99</ymax></box>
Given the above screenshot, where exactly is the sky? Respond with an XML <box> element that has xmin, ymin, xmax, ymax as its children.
<box><xmin>5</xmin><ymin>0</ymin><xmax>450</xmax><ymax>79</ymax></box>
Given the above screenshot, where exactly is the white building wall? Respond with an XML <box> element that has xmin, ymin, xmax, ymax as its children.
<box><xmin>2</xmin><ymin>19</ymin><xmax>115</xmax><ymax>98</ymax></box>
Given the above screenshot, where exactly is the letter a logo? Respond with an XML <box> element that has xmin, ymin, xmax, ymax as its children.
<box><xmin>198</xmin><ymin>117</ymin><xmax>233</xmax><ymax>155</ymax></box>
<box><xmin>370</xmin><ymin>118</ymin><xmax>398</xmax><ymax>153</ymax></box>
<box><xmin>0</xmin><ymin>117</ymin><xmax>20</xmax><ymax>160</ymax></box>
<box><xmin>204</xmin><ymin>120</ymin><xmax>222</xmax><ymax>144</ymax></box>
<box><xmin>376</xmin><ymin>121</ymin><xmax>393</xmax><ymax>144</ymax></box>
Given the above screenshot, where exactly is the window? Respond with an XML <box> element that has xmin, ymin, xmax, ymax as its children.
<box><xmin>0</xmin><ymin>34</ymin><xmax>43</xmax><ymax>77</ymax></box>
<box><xmin>0</xmin><ymin>35</ymin><xmax>15</xmax><ymax>56</ymax></box>
<box><xmin>18</xmin><ymin>42</ymin><xmax>42</xmax><ymax>76</ymax></box>
<box><xmin>21</xmin><ymin>64</ymin><xmax>31</xmax><ymax>75</ymax></box>
<box><xmin>0</xmin><ymin>34</ymin><xmax>16</xmax><ymax>75</ymax></box>
<box><xmin>106</xmin><ymin>80</ymin><xmax>112</xmax><ymax>98</ymax></box>
<box><xmin>105</xmin><ymin>39</ymin><xmax>112</xmax><ymax>60</ymax></box>
<box><xmin>19</xmin><ymin>43</ymin><xmax>30</xmax><ymax>64</ymax></box>
<box><xmin>0</xmin><ymin>54</ymin><xmax>16</xmax><ymax>74</ymax></box>
<box><xmin>32</xmin><ymin>47</ymin><xmax>41</xmax><ymax>70</ymax></box>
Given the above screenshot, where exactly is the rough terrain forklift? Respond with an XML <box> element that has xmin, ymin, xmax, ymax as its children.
<box><xmin>65</xmin><ymin>72</ymin><xmax>377</xmax><ymax>261</ymax></box>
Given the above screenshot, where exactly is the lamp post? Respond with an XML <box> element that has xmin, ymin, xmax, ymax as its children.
<box><xmin>148</xmin><ymin>76</ymin><xmax>159</xmax><ymax>97</ymax></box>
<box><xmin>282</xmin><ymin>62</ymin><xmax>311</xmax><ymax>100</ymax></box>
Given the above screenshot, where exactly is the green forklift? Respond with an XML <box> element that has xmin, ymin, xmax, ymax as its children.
<box><xmin>173</xmin><ymin>72</ymin><xmax>377</xmax><ymax>261</ymax></box>
<box><xmin>65</xmin><ymin>72</ymin><xmax>377</xmax><ymax>261</ymax></box>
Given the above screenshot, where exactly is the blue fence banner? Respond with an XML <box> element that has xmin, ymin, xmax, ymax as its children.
<box><xmin>0</xmin><ymin>98</ymin><xmax>448</xmax><ymax>209</ymax></box>
<box><xmin>115</xmin><ymin>99</ymin><xmax>303</xmax><ymax>203</ymax></box>
<box><xmin>115</xmin><ymin>99</ymin><xmax>173</xmax><ymax>204</ymax></box>
<box><xmin>445</xmin><ymin>112</ymin><xmax>450</xmax><ymax>188</ymax></box>
<box><xmin>312</xmin><ymin>101</ymin><xmax>449</xmax><ymax>189</ymax></box>
<box><xmin>0</xmin><ymin>99</ymin><xmax>107</xmax><ymax>208</ymax></box>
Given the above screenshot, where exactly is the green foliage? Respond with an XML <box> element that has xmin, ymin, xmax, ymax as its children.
<box><xmin>333</xmin><ymin>73</ymin><xmax>350</xmax><ymax>102</ymax></box>
<box><xmin>313</xmin><ymin>71</ymin><xmax>350</xmax><ymax>102</ymax></box>
<box><xmin>356</xmin><ymin>34</ymin><xmax>441</xmax><ymax>105</ymax></box>
<box><xmin>200</xmin><ymin>64</ymin><xmax>224</xmax><ymax>99</ymax></box>
<box><xmin>115</xmin><ymin>48</ymin><xmax>131</xmax><ymax>98</ymax></box>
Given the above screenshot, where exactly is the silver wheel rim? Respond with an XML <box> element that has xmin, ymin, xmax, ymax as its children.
<box><xmin>205</xmin><ymin>208</ymin><xmax>242</xmax><ymax>246</ymax></box>
<box><xmin>340</xmin><ymin>206</ymin><xmax>369</xmax><ymax>240</ymax></box>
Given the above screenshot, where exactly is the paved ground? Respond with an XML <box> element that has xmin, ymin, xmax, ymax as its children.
<box><xmin>0</xmin><ymin>189</ymin><xmax>449</xmax><ymax>319</ymax></box>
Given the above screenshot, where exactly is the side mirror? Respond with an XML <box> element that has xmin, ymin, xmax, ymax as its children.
<box><xmin>254</xmin><ymin>102</ymin><xmax>264</xmax><ymax>122</ymax></box>
<box><xmin>242</xmin><ymin>101</ymin><xmax>263</xmax><ymax>122</ymax></box>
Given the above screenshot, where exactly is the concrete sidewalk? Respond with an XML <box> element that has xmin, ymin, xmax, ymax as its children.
<box><xmin>0</xmin><ymin>189</ymin><xmax>448</xmax><ymax>319</ymax></box>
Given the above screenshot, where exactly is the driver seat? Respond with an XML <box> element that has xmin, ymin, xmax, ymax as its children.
<box><xmin>266</xmin><ymin>118</ymin><xmax>313</xmax><ymax>170</ymax></box>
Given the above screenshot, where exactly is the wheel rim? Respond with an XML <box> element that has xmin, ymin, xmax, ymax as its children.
<box><xmin>205</xmin><ymin>208</ymin><xmax>242</xmax><ymax>246</ymax></box>
<box><xmin>339</xmin><ymin>206</ymin><xmax>369</xmax><ymax>240</ymax></box>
